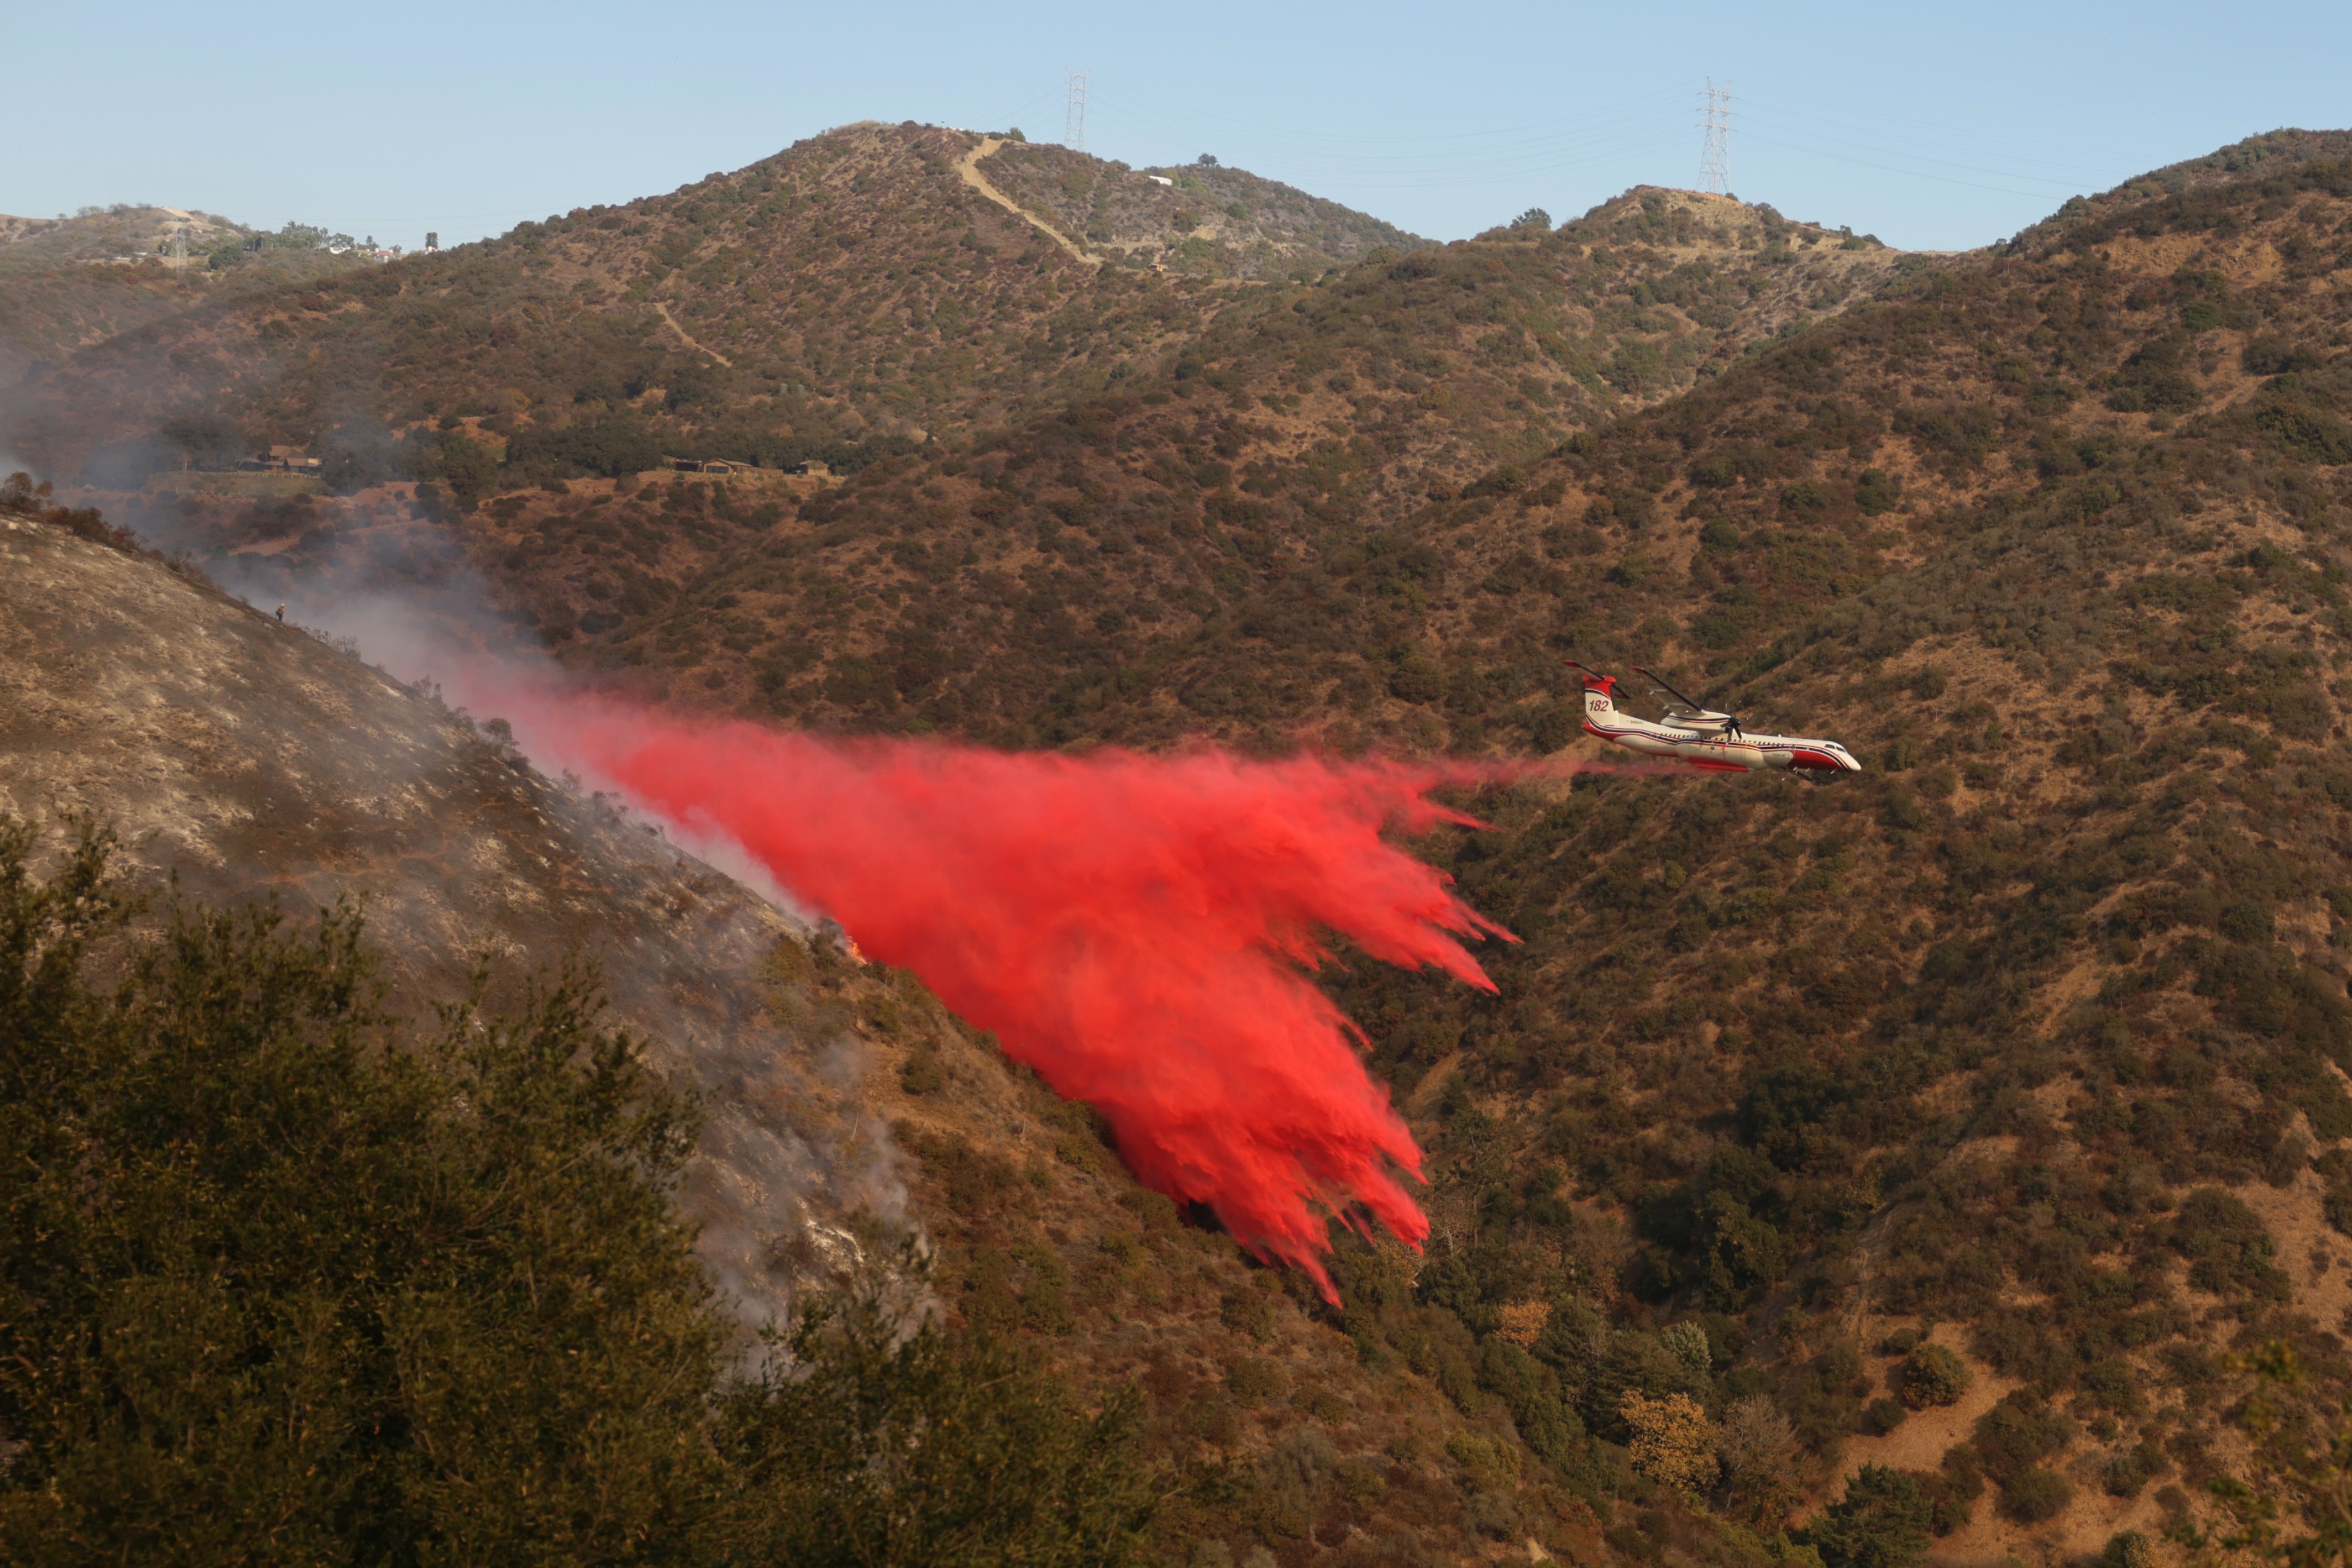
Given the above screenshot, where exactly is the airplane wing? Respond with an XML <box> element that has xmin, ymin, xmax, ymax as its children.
<box><xmin>1632</xmin><ymin>665</ymin><xmax>1709</xmax><ymax>720</ymax></box>
<box><xmin>1631</xmin><ymin>665</ymin><xmax>1745</xmax><ymax>735</ymax></box>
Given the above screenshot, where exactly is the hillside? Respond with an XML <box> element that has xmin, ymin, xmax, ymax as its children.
<box><xmin>536</xmin><ymin>186</ymin><xmax>1900</xmax><ymax>732</ymax></box>
<box><xmin>16</xmin><ymin>117</ymin><xmax>2352</xmax><ymax>1567</ymax></box>
<box><xmin>1302</xmin><ymin>141</ymin><xmax>2352</xmax><ymax>1562</ymax></box>
<box><xmin>207</xmin><ymin>143</ymin><xmax>2352</xmax><ymax>1564</ymax></box>
<box><xmin>0</xmin><ymin>263</ymin><xmax>210</xmax><ymax>382</ymax></box>
<box><xmin>0</xmin><ymin>208</ymin><xmax>381</xmax><ymax>400</ymax></box>
<box><xmin>0</xmin><ymin>203</ymin><xmax>250</xmax><ymax>266</ymax></box>
<box><xmin>0</xmin><ymin>497</ymin><xmax>908</xmax><ymax>1320</ymax></box>
<box><xmin>0</xmin><ymin>124</ymin><xmax>1240</xmax><ymax>486</ymax></box>
<box><xmin>93</xmin><ymin>183</ymin><xmax>1910</xmax><ymax>728</ymax></box>
<box><xmin>975</xmin><ymin>138</ymin><xmax>1431</xmax><ymax>279</ymax></box>
<box><xmin>1310</xmin><ymin>146</ymin><xmax>2352</xmax><ymax>1561</ymax></box>
<box><xmin>2005</xmin><ymin>127</ymin><xmax>2352</xmax><ymax>248</ymax></box>
<box><xmin>4</xmin><ymin>128</ymin><xmax>1893</xmax><ymax>515</ymax></box>
<box><xmin>0</xmin><ymin>487</ymin><xmax>1599</xmax><ymax>1564</ymax></box>
<box><xmin>0</xmin><ymin>206</ymin><xmax>325</xmax><ymax>381</ymax></box>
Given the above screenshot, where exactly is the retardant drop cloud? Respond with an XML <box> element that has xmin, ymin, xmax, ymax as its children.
<box><xmin>505</xmin><ymin>696</ymin><xmax>1516</xmax><ymax>1299</ymax></box>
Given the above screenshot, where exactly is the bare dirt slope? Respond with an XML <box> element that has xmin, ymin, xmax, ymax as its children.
<box><xmin>974</xmin><ymin>138</ymin><xmax>1429</xmax><ymax>280</ymax></box>
<box><xmin>956</xmin><ymin>136</ymin><xmax>1105</xmax><ymax>266</ymax></box>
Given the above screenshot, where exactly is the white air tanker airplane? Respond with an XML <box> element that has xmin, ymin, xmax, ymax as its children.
<box><xmin>1567</xmin><ymin>660</ymin><xmax>1861</xmax><ymax>778</ymax></box>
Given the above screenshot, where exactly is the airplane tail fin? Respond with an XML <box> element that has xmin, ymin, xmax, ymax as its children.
<box><xmin>1573</xmin><ymin>668</ymin><xmax>1620</xmax><ymax>720</ymax></box>
<box><xmin>1564</xmin><ymin>659</ymin><xmax>1616</xmax><ymax>696</ymax></box>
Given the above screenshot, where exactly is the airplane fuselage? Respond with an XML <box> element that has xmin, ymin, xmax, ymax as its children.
<box><xmin>1579</xmin><ymin>677</ymin><xmax>1860</xmax><ymax>775</ymax></box>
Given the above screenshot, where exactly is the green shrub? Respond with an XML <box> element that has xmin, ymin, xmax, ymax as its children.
<box><xmin>1917</xmin><ymin>1470</ymin><xmax>1976</xmax><ymax>1535</ymax></box>
<box><xmin>2166</xmin><ymin>1187</ymin><xmax>2290</xmax><ymax>1301</ymax></box>
<box><xmin>1226</xmin><ymin>1356</ymin><xmax>1288</xmax><ymax>1404</ymax></box>
<box><xmin>1444</xmin><ymin>1429</ymin><xmax>1522</xmax><ymax>1493</ymax></box>
<box><xmin>1998</xmin><ymin>1465</ymin><xmax>2073</xmax><ymax>1523</ymax></box>
<box><xmin>901</xmin><ymin>1048</ymin><xmax>946</xmax><ymax>1094</ymax></box>
<box><xmin>2105</xmin><ymin>1443</ymin><xmax>2166</xmax><ymax>1498</ymax></box>
<box><xmin>1806</xmin><ymin>1464</ymin><xmax>1934</xmax><ymax>1568</ymax></box>
<box><xmin>1900</xmin><ymin>1345</ymin><xmax>1973</xmax><ymax>1409</ymax></box>
<box><xmin>1971</xmin><ymin>1391</ymin><xmax>2073</xmax><ymax>1480</ymax></box>
<box><xmin>1855</xmin><ymin>468</ymin><xmax>1902</xmax><ymax>515</ymax></box>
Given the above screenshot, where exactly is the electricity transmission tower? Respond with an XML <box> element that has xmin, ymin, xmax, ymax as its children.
<box><xmin>1700</xmin><ymin>79</ymin><xmax>1732</xmax><ymax>195</ymax></box>
<box><xmin>1065</xmin><ymin>69</ymin><xmax>1090</xmax><ymax>153</ymax></box>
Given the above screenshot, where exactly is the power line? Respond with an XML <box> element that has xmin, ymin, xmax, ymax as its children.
<box><xmin>1100</xmin><ymin>82</ymin><xmax>1688</xmax><ymax>157</ymax></box>
<box><xmin>1734</xmin><ymin>130</ymin><xmax>2080</xmax><ymax>200</ymax></box>
<box><xmin>1064</xmin><ymin>69</ymin><xmax>1090</xmax><ymax>154</ymax></box>
<box><xmin>966</xmin><ymin>83</ymin><xmax>1060</xmax><ymax>138</ymax></box>
<box><xmin>1732</xmin><ymin>90</ymin><xmax>2143</xmax><ymax>177</ymax></box>
<box><xmin>1700</xmin><ymin>79</ymin><xmax>1732</xmax><ymax>195</ymax></box>
<box><xmin>1084</xmin><ymin>96</ymin><xmax>1688</xmax><ymax>185</ymax></box>
<box><xmin>1734</xmin><ymin>107</ymin><xmax>2128</xmax><ymax>188</ymax></box>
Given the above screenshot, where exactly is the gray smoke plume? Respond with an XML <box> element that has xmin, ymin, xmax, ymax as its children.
<box><xmin>2</xmin><ymin>484</ymin><xmax>915</xmax><ymax>1334</ymax></box>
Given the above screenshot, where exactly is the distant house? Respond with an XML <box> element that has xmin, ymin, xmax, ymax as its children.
<box><xmin>242</xmin><ymin>445</ymin><xmax>322</xmax><ymax>474</ymax></box>
<box><xmin>1146</xmin><ymin>174</ymin><xmax>1174</xmax><ymax>187</ymax></box>
<box><xmin>790</xmin><ymin>459</ymin><xmax>831</xmax><ymax>478</ymax></box>
<box><xmin>665</xmin><ymin>455</ymin><xmax>753</xmax><ymax>475</ymax></box>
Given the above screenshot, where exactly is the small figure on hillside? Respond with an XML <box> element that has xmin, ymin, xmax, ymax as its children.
<box><xmin>274</xmin><ymin>604</ymin><xmax>285</xmax><ymax>622</ymax></box>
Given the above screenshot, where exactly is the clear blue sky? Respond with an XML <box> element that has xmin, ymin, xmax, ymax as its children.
<box><xmin>10</xmin><ymin>1</ymin><xmax>2348</xmax><ymax>254</ymax></box>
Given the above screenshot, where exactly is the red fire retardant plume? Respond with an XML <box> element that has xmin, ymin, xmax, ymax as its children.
<box><xmin>530</xmin><ymin>702</ymin><xmax>1515</xmax><ymax>1298</ymax></box>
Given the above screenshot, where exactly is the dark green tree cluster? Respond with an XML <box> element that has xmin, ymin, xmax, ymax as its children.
<box><xmin>717</xmin><ymin>1283</ymin><xmax>1155</xmax><ymax>1566</ymax></box>
<box><xmin>1806</xmin><ymin>1465</ymin><xmax>1934</xmax><ymax>1568</ymax></box>
<box><xmin>0</xmin><ymin>817</ymin><xmax>1152</xmax><ymax>1565</ymax></box>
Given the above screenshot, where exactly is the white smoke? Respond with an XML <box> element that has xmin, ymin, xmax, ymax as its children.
<box><xmin>104</xmin><ymin>487</ymin><xmax>913</xmax><ymax>1333</ymax></box>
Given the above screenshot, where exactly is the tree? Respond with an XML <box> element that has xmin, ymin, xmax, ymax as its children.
<box><xmin>1719</xmin><ymin>1396</ymin><xmax>1805</xmax><ymax>1524</ymax></box>
<box><xmin>1512</xmin><ymin>208</ymin><xmax>1553</xmax><ymax>230</ymax></box>
<box><xmin>159</xmin><ymin>410</ymin><xmax>246</xmax><ymax>470</ymax></box>
<box><xmin>1807</xmin><ymin>1465</ymin><xmax>1934</xmax><ymax>1568</ymax></box>
<box><xmin>0</xmin><ymin>817</ymin><xmax>1157</xmax><ymax>1565</ymax></box>
<box><xmin>505</xmin><ymin>414</ymin><xmax>665</xmax><ymax>482</ymax></box>
<box><xmin>432</xmin><ymin>432</ymin><xmax>500</xmax><ymax>506</ymax></box>
<box><xmin>0</xmin><ymin>816</ymin><xmax>722</xmax><ymax>1562</ymax></box>
<box><xmin>713</xmin><ymin>1254</ymin><xmax>1159</xmax><ymax>1567</ymax></box>
<box><xmin>1622</xmin><ymin>1390</ymin><xmax>1718</xmax><ymax>1494</ymax></box>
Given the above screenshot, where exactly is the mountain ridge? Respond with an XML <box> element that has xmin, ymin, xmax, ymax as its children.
<box><xmin>0</xmin><ymin>124</ymin><xmax>1439</xmax><ymax>489</ymax></box>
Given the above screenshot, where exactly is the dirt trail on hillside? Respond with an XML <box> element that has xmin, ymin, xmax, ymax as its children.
<box><xmin>653</xmin><ymin>301</ymin><xmax>733</xmax><ymax>367</ymax></box>
<box><xmin>955</xmin><ymin>138</ymin><xmax>1103</xmax><ymax>268</ymax></box>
